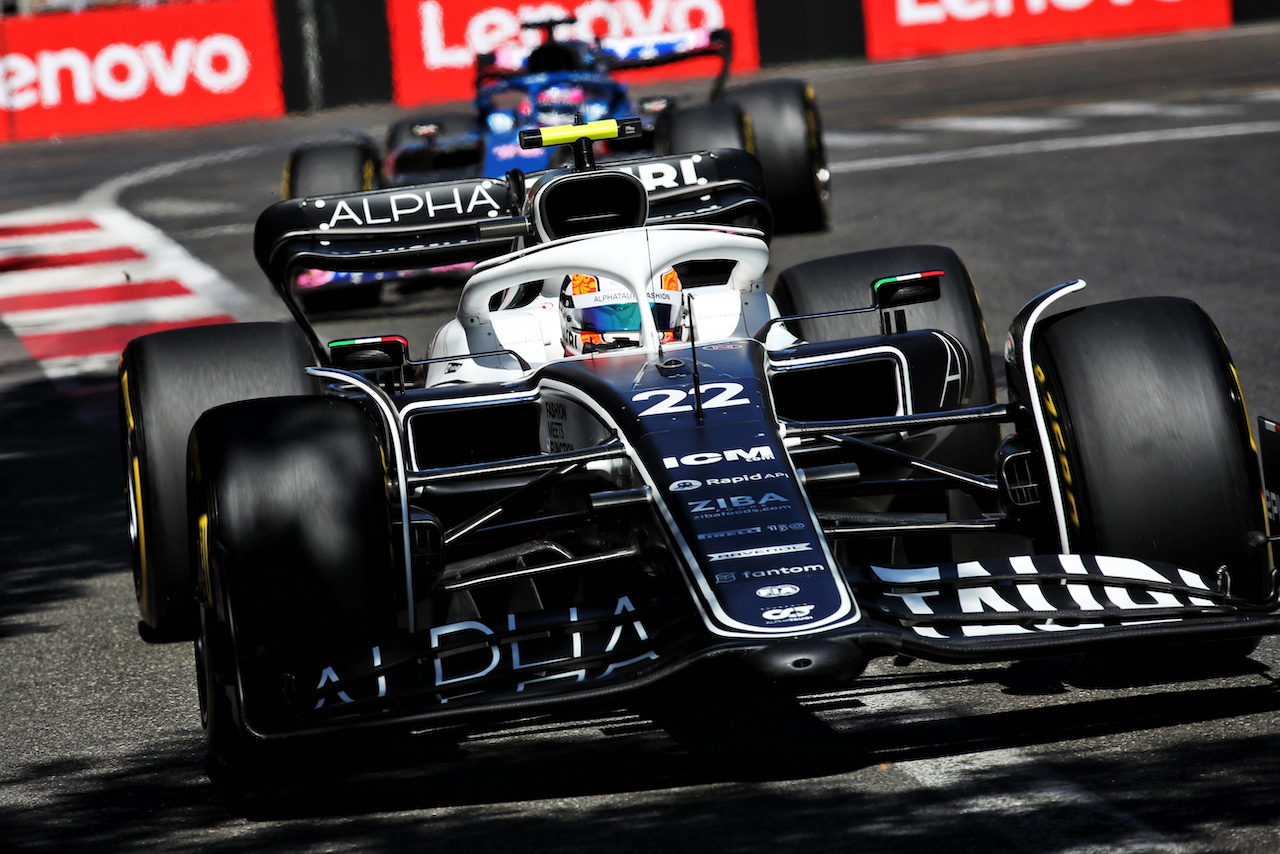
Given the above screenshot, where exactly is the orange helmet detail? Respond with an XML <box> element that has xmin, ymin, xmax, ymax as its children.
<box><xmin>569</xmin><ymin>273</ymin><xmax>599</xmax><ymax>296</ymax></box>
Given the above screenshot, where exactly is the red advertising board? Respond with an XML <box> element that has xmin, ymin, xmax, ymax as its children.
<box><xmin>386</xmin><ymin>0</ymin><xmax>760</xmax><ymax>107</ymax></box>
<box><xmin>863</xmin><ymin>0</ymin><xmax>1232</xmax><ymax>62</ymax></box>
<box><xmin>0</xmin><ymin>0</ymin><xmax>284</xmax><ymax>142</ymax></box>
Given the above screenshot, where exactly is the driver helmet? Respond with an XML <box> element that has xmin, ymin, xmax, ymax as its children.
<box><xmin>560</xmin><ymin>269</ymin><xmax>684</xmax><ymax>355</ymax></box>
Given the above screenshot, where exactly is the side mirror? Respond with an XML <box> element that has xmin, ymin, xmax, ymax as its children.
<box><xmin>872</xmin><ymin>269</ymin><xmax>944</xmax><ymax>309</ymax></box>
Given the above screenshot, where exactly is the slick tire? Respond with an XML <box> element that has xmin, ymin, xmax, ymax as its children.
<box><xmin>283</xmin><ymin>141</ymin><xmax>384</xmax><ymax>312</ymax></box>
<box><xmin>771</xmin><ymin>245</ymin><xmax>999</xmax><ymax>475</ymax></box>
<box><xmin>1032</xmin><ymin>298</ymin><xmax>1269</xmax><ymax>602</ymax></box>
<box><xmin>666</xmin><ymin>101</ymin><xmax>750</xmax><ymax>155</ymax></box>
<box><xmin>724</xmin><ymin>79</ymin><xmax>829</xmax><ymax>233</ymax></box>
<box><xmin>118</xmin><ymin>322</ymin><xmax>318</xmax><ymax>640</ymax></box>
<box><xmin>283</xmin><ymin>141</ymin><xmax>378</xmax><ymax>199</ymax></box>
<box><xmin>190</xmin><ymin>396</ymin><xmax>396</xmax><ymax>771</ymax></box>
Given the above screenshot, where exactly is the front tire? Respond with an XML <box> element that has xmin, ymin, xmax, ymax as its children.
<box><xmin>1031</xmin><ymin>297</ymin><xmax>1270</xmax><ymax>602</ymax></box>
<box><xmin>119</xmin><ymin>323</ymin><xmax>317</xmax><ymax>640</ymax></box>
<box><xmin>190</xmin><ymin>396</ymin><xmax>397</xmax><ymax>772</ymax></box>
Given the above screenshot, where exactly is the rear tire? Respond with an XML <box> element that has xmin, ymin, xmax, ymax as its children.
<box><xmin>1032</xmin><ymin>297</ymin><xmax>1270</xmax><ymax>602</ymax></box>
<box><xmin>118</xmin><ymin>322</ymin><xmax>317</xmax><ymax>640</ymax></box>
<box><xmin>666</xmin><ymin>101</ymin><xmax>749</xmax><ymax>154</ymax></box>
<box><xmin>772</xmin><ymin>245</ymin><xmax>999</xmax><ymax>475</ymax></box>
<box><xmin>190</xmin><ymin>396</ymin><xmax>396</xmax><ymax>772</ymax></box>
<box><xmin>724</xmin><ymin>79</ymin><xmax>829</xmax><ymax>233</ymax></box>
<box><xmin>284</xmin><ymin>141</ymin><xmax>378</xmax><ymax>198</ymax></box>
<box><xmin>284</xmin><ymin>142</ymin><xmax>385</xmax><ymax>312</ymax></box>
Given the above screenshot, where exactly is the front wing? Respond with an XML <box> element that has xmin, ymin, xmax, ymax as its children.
<box><xmin>265</xmin><ymin>549</ymin><xmax>1279</xmax><ymax>740</ymax></box>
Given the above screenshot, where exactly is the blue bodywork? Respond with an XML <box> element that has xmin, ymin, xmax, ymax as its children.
<box><xmin>386</xmin><ymin>28</ymin><xmax>730</xmax><ymax>184</ymax></box>
<box><xmin>477</xmin><ymin>71</ymin><xmax>632</xmax><ymax>175</ymax></box>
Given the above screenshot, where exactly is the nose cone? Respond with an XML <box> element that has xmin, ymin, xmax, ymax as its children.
<box><xmin>743</xmin><ymin>638</ymin><xmax>866</xmax><ymax>687</ymax></box>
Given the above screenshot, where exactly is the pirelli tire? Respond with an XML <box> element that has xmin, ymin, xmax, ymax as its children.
<box><xmin>283</xmin><ymin>140</ymin><xmax>378</xmax><ymax>199</ymax></box>
<box><xmin>771</xmin><ymin>244</ymin><xmax>999</xmax><ymax>475</ymax></box>
<box><xmin>1031</xmin><ymin>297</ymin><xmax>1271</xmax><ymax>606</ymax></box>
<box><xmin>189</xmin><ymin>396</ymin><xmax>397</xmax><ymax>773</ymax></box>
<box><xmin>119</xmin><ymin>322</ymin><xmax>318</xmax><ymax>641</ymax></box>
<box><xmin>724</xmin><ymin>79</ymin><xmax>829</xmax><ymax>233</ymax></box>
<box><xmin>284</xmin><ymin>141</ymin><xmax>384</xmax><ymax>312</ymax></box>
<box><xmin>666</xmin><ymin>101</ymin><xmax>750</xmax><ymax>155</ymax></box>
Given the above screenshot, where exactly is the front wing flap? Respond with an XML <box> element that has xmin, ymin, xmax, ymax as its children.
<box><xmin>261</xmin><ymin>550</ymin><xmax>1280</xmax><ymax>739</ymax></box>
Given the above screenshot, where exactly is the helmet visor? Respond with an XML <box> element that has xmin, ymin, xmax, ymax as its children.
<box><xmin>650</xmin><ymin>300</ymin><xmax>680</xmax><ymax>331</ymax></box>
<box><xmin>578</xmin><ymin>301</ymin><xmax>642</xmax><ymax>333</ymax></box>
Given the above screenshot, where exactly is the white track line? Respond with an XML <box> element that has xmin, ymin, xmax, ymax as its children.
<box><xmin>899</xmin><ymin>115</ymin><xmax>1081</xmax><ymax>133</ymax></box>
<box><xmin>829</xmin><ymin>120</ymin><xmax>1280</xmax><ymax>173</ymax></box>
<box><xmin>0</xmin><ymin>146</ymin><xmax>270</xmax><ymax>380</ymax></box>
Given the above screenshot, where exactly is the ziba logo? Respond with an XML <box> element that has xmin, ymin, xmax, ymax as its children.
<box><xmin>688</xmin><ymin>492</ymin><xmax>788</xmax><ymax>513</ymax></box>
<box><xmin>0</xmin><ymin>35</ymin><xmax>251</xmax><ymax>110</ymax></box>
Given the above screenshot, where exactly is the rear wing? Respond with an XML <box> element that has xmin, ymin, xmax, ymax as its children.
<box><xmin>475</xmin><ymin>27</ymin><xmax>733</xmax><ymax>99</ymax></box>
<box><xmin>603</xmin><ymin>28</ymin><xmax>733</xmax><ymax>100</ymax></box>
<box><xmin>252</xmin><ymin>146</ymin><xmax>769</xmax><ymax>288</ymax></box>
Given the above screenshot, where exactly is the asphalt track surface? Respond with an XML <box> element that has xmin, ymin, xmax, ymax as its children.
<box><xmin>2</xmin><ymin>22</ymin><xmax>1280</xmax><ymax>853</ymax></box>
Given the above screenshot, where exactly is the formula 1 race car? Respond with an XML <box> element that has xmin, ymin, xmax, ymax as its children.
<box><xmin>281</xmin><ymin>20</ymin><xmax>828</xmax><ymax>309</ymax></box>
<box><xmin>120</xmin><ymin>117</ymin><xmax>1280</xmax><ymax>774</ymax></box>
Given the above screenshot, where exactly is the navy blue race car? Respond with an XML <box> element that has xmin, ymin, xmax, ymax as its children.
<box><xmin>121</xmin><ymin>119</ymin><xmax>1280</xmax><ymax>779</ymax></box>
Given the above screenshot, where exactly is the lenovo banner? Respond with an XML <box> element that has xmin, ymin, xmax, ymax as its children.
<box><xmin>0</xmin><ymin>0</ymin><xmax>284</xmax><ymax>143</ymax></box>
<box><xmin>863</xmin><ymin>0</ymin><xmax>1233</xmax><ymax>62</ymax></box>
<box><xmin>386</xmin><ymin>0</ymin><xmax>760</xmax><ymax>107</ymax></box>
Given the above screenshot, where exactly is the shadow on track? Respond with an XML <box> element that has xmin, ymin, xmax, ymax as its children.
<box><xmin>0</xmin><ymin>372</ymin><xmax>128</xmax><ymax>639</ymax></box>
<box><xmin>2</xmin><ymin>666</ymin><xmax>1279</xmax><ymax>853</ymax></box>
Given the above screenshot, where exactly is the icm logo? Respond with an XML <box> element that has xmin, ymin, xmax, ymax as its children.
<box><xmin>663</xmin><ymin>446</ymin><xmax>775</xmax><ymax>469</ymax></box>
<box><xmin>762</xmin><ymin>604</ymin><xmax>815</xmax><ymax>622</ymax></box>
<box><xmin>669</xmin><ymin>479</ymin><xmax>701</xmax><ymax>492</ymax></box>
<box><xmin>756</xmin><ymin>584</ymin><xmax>801</xmax><ymax>599</ymax></box>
